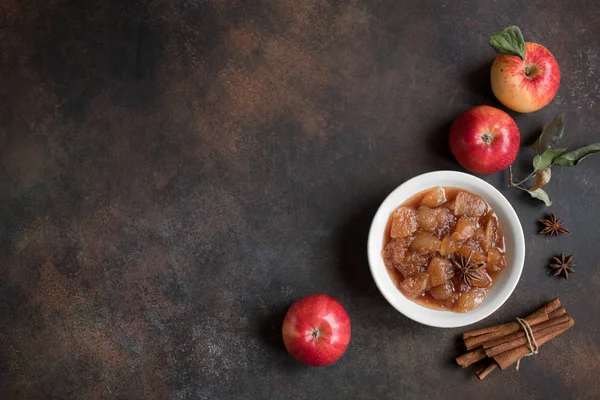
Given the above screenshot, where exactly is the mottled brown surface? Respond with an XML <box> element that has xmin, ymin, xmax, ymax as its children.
<box><xmin>1</xmin><ymin>0</ymin><xmax>600</xmax><ymax>399</ymax></box>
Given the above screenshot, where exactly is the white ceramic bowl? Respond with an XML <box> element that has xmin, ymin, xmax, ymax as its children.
<box><xmin>367</xmin><ymin>171</ymin><xmax>525</xmax><ymax>328</ymax></box>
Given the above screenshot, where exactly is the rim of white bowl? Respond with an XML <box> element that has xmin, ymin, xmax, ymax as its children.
<box><xmin>367</xmin><ymin>171</ymin><xmax>525</xmax><ymax>328</ymax></box>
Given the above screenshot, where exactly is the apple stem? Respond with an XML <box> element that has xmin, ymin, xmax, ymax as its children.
<box><xmin>524</xmin><ymin>64</ymin><xmax>540</xmax><ymax>79</ymax></box>
<box><xmin>512</xmin><ymin>184</ymin><xmax>530</xmax><ymax>192</ymax></box>
<box><xmin>512</xmin><ymin>172</ymin><xmax>535</xmax><ymax>187</ymax></box>
<box><xmin>509</xmin><ymin>165</ymin><xmax>535</xmax><ymax>189</ymax></box>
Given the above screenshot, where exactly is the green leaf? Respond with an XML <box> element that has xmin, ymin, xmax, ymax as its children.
<box><xmin>532</xmin><ymin>148</ymin><xmax>567</xmax><ymax>171</ymax></box>
<box><xmin>530</xmin><ymin>168</ymin><xmax>551</xmax><ymax>191</ymax></box>
<box><xmin>528</xmin><ymin>188</ymin><xmax>552</xmax><ymax>206</ymax></box>
<box><xmin>490</xmin><ymin>26</ymin><xmax>526</xmax><ymax>60</ymax></box>
<box><xmin>553</xmin><ymin>143</ymin><xmax>600</xmax><ymax>166</ymax></box>
<box><xmin>532</xmin><ymin>114</ymin><xmax>565</xmax><ymax>154</ymax></box>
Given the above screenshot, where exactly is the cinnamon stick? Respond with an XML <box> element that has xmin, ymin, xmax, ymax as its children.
<box><xmin>463</xmin><ymin>298</ymin><xmax>560</xmax><ymax>339</ymax></box>
<box><xmin>456</xmin><ymin>347</ymin><xmax>486</xmax><ymax>368</ymax></box>
<box><xmin>493</xmin><ymin>316</ymin><xmax>574</xmax><ymax>370</ymax></box>
<box><xmin>528</xmin><ymin>298</ymin><xmax>561</xmax><ymax>318</ymax></box>
<box><xmin>464</xmin><ymin>328</ymin><xmax>512</xmax><ymax>350</ymax></box>
<box><xmin>463</xmin><ymin>298</ymin><xmax>561</xmax><ymax>349</ymax></box>
<box><xmin>484</xmin><ymin>319</ymin><xmax>572</xmax><ymax>358</ymax></box>
<box><xmin>482</xmin><ymin>314</ymin><xmax>570</xmax><ymax>350</ymax></box>
<box><xmin>548</xmin><ymin>307</ymin><xmax>566</xmax><ymax>319</ymax></box>
<box><xmin>476</xmin><ymin>362</ymin><xmax>497</xmax><ymax>380</ymax></box>
<box><xmin>457</xmin><ymin>316</ymin><xmax>569</xmax><ymax>367</ymax></box>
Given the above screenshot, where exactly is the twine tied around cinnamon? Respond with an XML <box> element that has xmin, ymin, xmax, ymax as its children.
<box><xmin>515</xmin><ymin>317</ymin><xmax>540</xmax><ymax>370</ymax></box>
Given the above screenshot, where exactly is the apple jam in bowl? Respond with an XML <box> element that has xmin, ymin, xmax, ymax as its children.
<box><xmin>367</xmin><ymin>171</ymin><xmax>525</xmax><ymax>328</ymax></box>
<box><xmin>383</xmin><ymin>187</ymin><xmax>505</xmax><ymax>312</ymax></box>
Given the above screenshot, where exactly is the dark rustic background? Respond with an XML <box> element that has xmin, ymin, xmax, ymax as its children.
<box><xmin>1</xmin><ymin>0</ymin><xmax>599</xmax><ymax>399</ymax></box>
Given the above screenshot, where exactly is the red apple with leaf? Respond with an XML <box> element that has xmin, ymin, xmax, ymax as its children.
<box><xmin>490</xmin><ymin>26</ymin><xmax>560</xmax><ymax>113</ymax></box>
<box><xmin>449</xmin><ymin>105</ymin><xmax>521</xmax><ymax>174</ymax></box>
<box><xmin>282</xmin><ymin>294</ymin><xmax>351</xmax><ymax>366</ymax></box>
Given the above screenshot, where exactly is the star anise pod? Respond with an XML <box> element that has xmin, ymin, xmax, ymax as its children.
<box><xmin>539</xmin><ymin>212</ymin><xmax>570</xmax><ymax>236</ymax></box>
<box><xmin>549</xmin><ymin>253</ymin><xmax>576</xmax><ymax>279</ymax></box>
<box><xmin>452</xmin><ymin>252</ymin><xmax>486</xmax><ymax>287</ymax></box>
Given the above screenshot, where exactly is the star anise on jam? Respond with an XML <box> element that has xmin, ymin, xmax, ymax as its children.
<box><xmin>539</xmin><ymin>212</ymin><xmax>570</xmax><ymax>236</ymax></box>
<box><xmin>549</xmin><ymin>253</ymin><xmax>576</xmax><ymax>279</ymax></box>
<box><xmin>451</xmin><ymin>252</ymin><xmax>486</xmax><ymax>287</ymax></box>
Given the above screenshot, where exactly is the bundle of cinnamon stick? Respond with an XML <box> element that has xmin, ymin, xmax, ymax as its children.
<box><xmin>456</xmin><ymin>298</ymin><xmax>574</xmax><ymax>380</ymax></box>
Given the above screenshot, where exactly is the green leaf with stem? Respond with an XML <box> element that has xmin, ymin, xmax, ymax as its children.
<box><xmin>509</xmin><ymin>114</ymin><xmax>598</xmax><ymax>206</ymax></box>
<box><xmin>528</xmin><ymin>188</ymin><xmax>552</xmax><ymax>206</ymax></box>
<box><xmin>532</xmin><ymin>114</ymin><xmax>565</xmax><ymax>154</ymax></box>
<box><xmin>490</xmin><ymin>26</ymin><xmax>526</xmax><ymax>60</ymax></box>
<box><xmin>553</xmin><ymin>143</ymin><xmax>600</xmax><ymax>166</ymax></box>
<box><xmin>533</xmin><ymin>148</ymin><xmax>567</xmax><ymax>171</ymax></box>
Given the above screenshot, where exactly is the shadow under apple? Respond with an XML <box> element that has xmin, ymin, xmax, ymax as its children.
<box><xmin>463</xmin><ymin>61</ymin><xmax>499</xmax><ymax>106</ymax></box>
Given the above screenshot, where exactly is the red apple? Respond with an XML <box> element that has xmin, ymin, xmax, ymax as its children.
<box><xmin>449</xmin><ymin>105</ymin><xmax>520</xmax><ymax>174</ymax></box>
<box><xmin>282</xmin><ymin>294</ymin><xmax>351</xmax><ymax>366</ymax></box>
<box><xmin>490</xmin><ymin>26</ymin><xmax>560</xmax><ymax>113</ymax></box>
